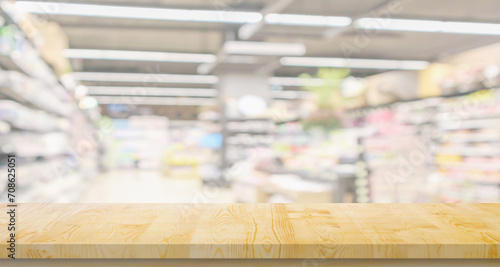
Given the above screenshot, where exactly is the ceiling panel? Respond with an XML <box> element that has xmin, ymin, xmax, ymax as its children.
<box><xmin>65</xmin><ymin>27</ymin><xmax>222</xmax><ymax>53</ymax></box>
<box><xmin>396</xmin><ymin>0</ymin><xmax>500</xmax><ymax>22</ymax></box>
<box><xmin>73</xmin><ymin>59</ymin><xmax>202</xmax><ymax>74</ymax></box>
<box><xmin>283</xmin><ymin>0</ymin><xmax>388</xmax><ymax>16</ymax></box>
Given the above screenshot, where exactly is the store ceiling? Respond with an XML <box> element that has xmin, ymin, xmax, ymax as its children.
<box><xmin>42</xmin><ymin>0</ymin><xmax>500</xmax><ymax>78</ymax></box>
<box><xmin>21</xmin><ymin>0</ymin><xmax>500</xmax><ymax>117</ymax></box>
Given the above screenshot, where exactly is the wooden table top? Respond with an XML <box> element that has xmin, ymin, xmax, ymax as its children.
<box><xmin>1</xmin><ymin>203</ymin><xmax>499</xmax><ymax>259</ymax></box>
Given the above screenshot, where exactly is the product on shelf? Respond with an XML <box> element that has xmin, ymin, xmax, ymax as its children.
<box><xmin>222</xmin><ymin>118</ymin><xmax>274</xmax><ymax>168</ymax></box>
<box><xmin>0</xmin><ymin>99</ymin><xmax>69</xmax><ymax>132</ymax></box>
<box><xmin>0</xmin><ymin>70</ymin><xmax>74</xmax><ymax>116</ymax></box>
<box><xmin>112</xmin><ymin>116</ymin><xmax>169</xmax><ymax>170</ymax></box>
<box><xmin>432</xmin><ymin>88</ymin><xmax>500</xmax><ymax>202</ymax></box>
<box><xmin>352</xmin><ymin>99</ymin><xmax>438</xmax><ymax>203</ymax></box>
<box><xmin>350</xmin><ymin>87</ymin><xmax>500</xmax><ymax>203</ymax></box>
<box><xmin>0</xmin><ymin>14</ymin><xmax>99</xmax><ymax>203</ymax></box>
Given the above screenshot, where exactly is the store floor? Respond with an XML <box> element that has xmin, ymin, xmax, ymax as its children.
<box><xmin>77</xmin><ymin>169</ymin><xmax>235</xmax><ymax>203</ymax></box>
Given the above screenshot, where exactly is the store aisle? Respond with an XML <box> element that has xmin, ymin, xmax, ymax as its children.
<box><xmin>77</xmin><ymin>170</ymin><xmax>235</xmax><ymax>203</ymax></box>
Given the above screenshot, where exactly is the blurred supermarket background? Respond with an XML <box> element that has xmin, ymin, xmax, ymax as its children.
<box><xmin>2</xmin><ymin>0</ymin><xmax>500</xmax><ymax>203</ymax></box>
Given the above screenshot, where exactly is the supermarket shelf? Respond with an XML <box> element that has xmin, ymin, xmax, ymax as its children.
<box><xmin>348</xmin><ymin>87</ymin><xmax>500</xmax><ymax>115</ymax></box>
<box><xmin>221</xmin><ymin>117</ymin><xmax>273</xmax><ymax>171</ymax></box>
<box><xmin>437</xmin><ymin>188</ymin><xmax>500</xmax><ymax>203</ymax></box>
<box><xmin>438</xmin><ymin>162</ymin><xmax>500</xmax><ymax>171</ymax></box>
<box><xmin>0</xmin><ymin>100</ymin><xmax>70</xmax><ymax>133</ymax></box>
<box><xmin>434</xmin><ymin>113</ymin><xmax>500</xmax><ymax>122</ymax></box>
<box><xmin>436</xmin><ymin>118</ymin><xmax>500</xmax><ymax>130</ymax></box>
<box><xmin>0</xmin><ymin>8</ymin><xmax>98</xmax><ymax>204</ymax></box>
<box><xmin>225</xmin><ymin>117</ymin><xmax>272</xmax><ymax>121</ymax></box>
<box><xmin>0</xmin><ymin>157</ymin><xmax>76</xmax><ymax>194</ymax></box>
<box><xmin>226</xmin><ymin>131</ymin><xmax>273</xmax><ymax>135</ymax></box>
<box><xmin>17</xmin><ymin>172</ymin><xmax>86</xmax><ymax>202</ymax></box>
<box><xmin>438</xmin><ymin>175</ymin><xmax>500</xmax><ymax>185</ymax></box>
<box><xmin>353</xmin><ymin>87</ymin><xmax>500</xmax><ymax>213</ymax></box>
<box><xmin>0</xmin><ymin>82</ymin><xmax>71</xmax><ymax>117</ymax></box>
<box><xmin>0</xmin><ymin>54</ymin><xmax>28</xmax><ymax>76</ymax></box>
<box><xmin>441</xmin><ymin>132</ymin><xmax>500</xmax><ymax>143</ymax></box>
<box><xmin>7</xmin><ymin>125</ymin><xmax>67</xmax><ymax>134</ymax></box>
<box><xmin>225</xmin><ymin>143</ymin><xmax>272</xmax><ymax>147</ymax></box>
<box><xmin>0</xmin><ymin>132</ymin><xmax>70</xmax><ymax>158</ymax></box>
<box><xmin>436</xmin><ymin>146</ymin><xmax>500</xmax><ymax>157</ymax></box>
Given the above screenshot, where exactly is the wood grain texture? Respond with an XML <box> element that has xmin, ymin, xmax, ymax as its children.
<box><xmin>1</xmin><ymin>259</ymin><xmax>500</xmax><ymax>267</ymax></box>
<box><xmin>0</xmin><ymin>203</ymin><xmax>499</xmax><ymax>259</ymax></box>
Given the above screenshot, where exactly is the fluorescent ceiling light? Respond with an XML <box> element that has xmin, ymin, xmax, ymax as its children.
<box><xmin>89</xmin><ymin>86</ymin><xmax>310</xmax><ymax>101</ymax></box>
<box><xmin>355</xmin><ymin>18</ymin><xmax>441</xmax><ymax>32</ymax></box>
<box><xmin>94</xmin><ymin>96</ymin><xmax>217</xmax><ymax>106</ymax></box>
<box><xmin>197</xmin><ymin>55</ymin><xmax>261</xmax><ymax>74</ymax></box>
<box><xmin>268</xmin><ymin>77</ymin><xmax>326</xmax><ymax>87</ymax></box>
<box><xmin>265</xmin><ymin>13</ymin><xmax>351</xmax><ymax>27</ymax></box>
<box><xmin>223</xmin><ymin>41</ymin><xmax>306</xmax><ymax>56</ymax></box>
<box><xmin>355</xmin><ymin>18</ymin><xmax>500</xmax><ymax>35</ymax></box>
<box><xmin>72</xmin><ymin>72</ymin><xmax>219</xmax><ymax>84</ymax></box>
<box><xmin>87</xmin><ymin>86</ymin><xmax>217</xmax><ymax>97</ymax></box>
<box><xmin>13</xmin><ymin>1</ymin><xmax>262</xmax><ymax>23</ymax></box>
<box><xmin>64</xmin><ymin>49</ymin><xmax>216</xmax><ymax>63</ymax></box>
<box><xmin>272</xmin><ymin>90</ymin><xmax>313</xmax><ymax>99</ymax></box>
<box><xmin>280</xmin><ymin>57</ymin><xmax>430</xmax><ymax>70</ymax></box>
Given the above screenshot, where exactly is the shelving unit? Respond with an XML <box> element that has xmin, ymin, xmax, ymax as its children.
<box><xmin>196</xmin><ymin>116</ymin><xmax>223</xmax><ymax>184</ymax></box>
<box><xmin>112</xmin><ymin>116</ymin><xmax>169</xmax><ymax>169</ymax></box>
<box><xmin>221</xmin><ymin>118</ymin><xmax>274</xmax><ymax>172</ymax></box>
<box><xmin>350</xmin><ymin>99</ymin><xmax>438</xmax><ymax>203</ymax></box>
<box><xmin>348</xmin><ymin>87</ymin><xmax>500</xmax><ymax>203</ymax></box>
<box><xmin>433</xmin><ymin>88</ymin><xmax>500</xmax><ymax>202</ymax></box>
<box><xmin>229</xmin><ymin>122</ymin><xmax>364</xmax><ymax>203</ymax></box>
<box><xmin>0</xmin><ymin>8</ymin><xmax>98</xmax><ymax>202</ymax></box>
<box><xmin>327</xmin><ymin>128</ymin><xmax>362</xmax><ymax>203</ymax></box>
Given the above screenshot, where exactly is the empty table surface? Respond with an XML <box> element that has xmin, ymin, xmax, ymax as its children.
<box><xmin>1</xmin><ymin>203</ymin><xmax>499</xmax><ymax>259</ymax></box>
